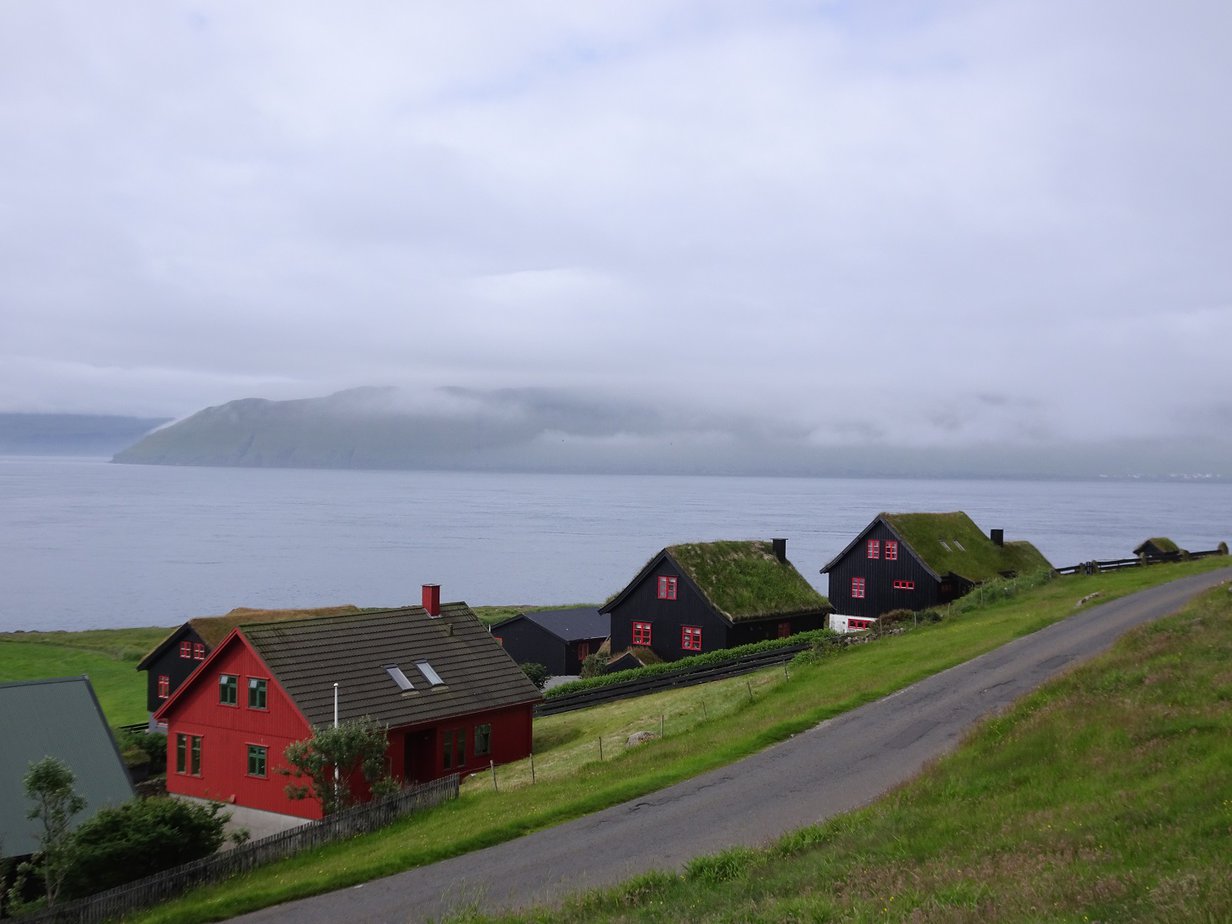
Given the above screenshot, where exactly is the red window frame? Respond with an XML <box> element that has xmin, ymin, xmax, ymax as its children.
<box><xmin>193</xmin><ymin>642</ymin><xmax>205</xmax><ymax>660</ymax></box>
<box><xmin>850</xmin><ymin>618</ymin><xmax>871</xmax><ymax>630</ymax></box>
<box><xmin>893</xmin><ymin>579</ymin><xmax>915</xmax><ymax>590</ymax></box>
<box><xmin>179</xmin><ymin>641</ymin><xmax>191</xmax><ymax>659</ymax></box>
<box><xmin>681</xmin><ymin>626</ymin><xmax>702</xmax><ymax>652</ymax></box>
<box><xmin>632</xmin><ymin>621</ymin><xmax>652</xmax><ymax>646</ymax></box>
<box><xmin>851</xmin><ymin>577</ymin><xmax>866</xmax><ymax>599</ymax></box>
<box><xmin>866</xmin><ymin>540</ymin><xmax>880</xmax><ymax>559</ymax></box>
<box><xmin>884</xmin><ymin>540</ymin><xmax>898</xmax><ymax>561</ymax></box>
<box><xmin>157</xmin><ymin>674</ymin><xmax>170</xmax><ymax>699</ymax></box>
<box><xmin>657</xmin><ymin>576</ymin><xmax>678</xmax><ymax>600</ymax></box>
<box><xmin>777</xmin><ymin>621</ymin><xmax>792</xmax><ymax>639</ymax></box>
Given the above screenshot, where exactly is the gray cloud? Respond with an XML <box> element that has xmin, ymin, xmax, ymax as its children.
<box><xmin>1</xmin><ymin>1</ymin><xmax>1230</xmax><ymax>460</ymax></box>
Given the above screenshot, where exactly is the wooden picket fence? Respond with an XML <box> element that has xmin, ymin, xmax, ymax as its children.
<box><xmin>19</xmin><ymin>774</ymin><xmax>459</xmax><ymax>924</ymax></box>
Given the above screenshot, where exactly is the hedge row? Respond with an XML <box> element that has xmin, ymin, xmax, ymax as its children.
<box><xmin>543</xmin><ymin>629</ymin><xmax>836</xmax><ymax>699</ymax></box>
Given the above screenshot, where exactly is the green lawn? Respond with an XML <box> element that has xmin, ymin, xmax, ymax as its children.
<box><xmin>124</xmin><ymin>558</ymin><xmax>1230</xmax><ymax>924</ymax></box>
<box><xmin>489</xmin><ymin>580</ymin><xmax>1232</xmax><ymax>923</ymax></box>
<box><xmin>0</xmin><ymin>626</ymin><xmax>173</xmax><ymax>726</ymax></box>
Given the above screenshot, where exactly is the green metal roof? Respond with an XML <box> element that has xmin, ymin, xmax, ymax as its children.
<box><xmin>0</xmin><ymin>677</ymin><xmax>134</xmax><ymax>858</ymax></box>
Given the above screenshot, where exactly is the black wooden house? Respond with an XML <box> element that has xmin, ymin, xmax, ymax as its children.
<box><xmin>136</xmin><ymin>605</ymin><xmax>360</xmax><ymax>726</ymax></box>
<box><xmin>490</xmin><ymin>607</ymin><xmax>610</xmax><ymax>676</ymax></box>
<box><xmin>602</xmin><ymin>539</ymin><xmax>831</xmax><ymax>663</ymax></box>
<box><xmin>822</xmin><ymin>512</ymin><xmax>1052</xmax><ymax>620</ymax></box>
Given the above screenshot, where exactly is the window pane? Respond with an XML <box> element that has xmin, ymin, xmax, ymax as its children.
<box><xmin>474</xmin><ymin>724</ymin><xmax>492</xmax><ymax>756</ymax></box>
<box><xmin>248</xmin><ymin>678</ymin><xmax>267</xmax><ymax>709</ymax></box>
<box><xmin>190</xmin><ymin>736</ymin><xmax>202</xmax><ymax>775</ymax></box>
<box><xmin>176</xmin><ymin>734</ymin><xmax>186</xmax><ymax>774</ymax></box>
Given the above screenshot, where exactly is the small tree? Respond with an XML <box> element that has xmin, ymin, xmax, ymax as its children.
<box><xmin>282</xmin><ymin>716</ymin><xmax>391</xmax><ymax>816</ymax></box>
<box><xmin>521</xmin><ymin>662</ymin><xmax>550</xmax><ymax>690</ymax></box>
<box><xmin>22</xmin><ymin>756</ymin><xmax>85</xmax><ymax>906</ymax></box>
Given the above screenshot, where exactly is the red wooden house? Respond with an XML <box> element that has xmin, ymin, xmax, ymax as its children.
<box><xmin>154</xmin><ymin>586</ymin><xmax>541</xmax><ymax>819</ymax></box>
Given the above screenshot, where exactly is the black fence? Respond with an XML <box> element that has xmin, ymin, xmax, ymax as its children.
<box><xmin>1055</xmin><ymin>548</ymin><xmax>1225</xmax><ymax>576</ymax></box>
<box><xmin>536</xmin><ymin>643</ymin><xmax>810</xmax><ymax>717</ymax></box>
<box><xmin>19</xmin><ymin>774</ymin><xmax>459</xmax><ymax>924</ymax></box>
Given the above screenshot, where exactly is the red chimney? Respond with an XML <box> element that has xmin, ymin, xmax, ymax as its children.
<box><xmin>422</xmin><ymin>584</ymin><xmax>441</xmax><ymax>618</ymax></box>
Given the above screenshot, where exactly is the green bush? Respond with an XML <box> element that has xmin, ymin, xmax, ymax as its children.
<box><xmin>521</xmin><ymin>662</ymin><xmax>550</xmax><ymax>690</ymax></box>
<box><xmin>115</xmin><ymin>728</ymin><xmax>167</xmax><ymax>774</ymax></box>
<box><xmin>62</xmin><ymin>798</ymin><xmax>227</xmax><ymax>898</ymax></box>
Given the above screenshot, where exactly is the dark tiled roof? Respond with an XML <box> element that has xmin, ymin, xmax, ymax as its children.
<box><xmin>511</xmin><ymin>607</ymin><xmax>609</xmax><ymax>642</ymax></box>
<box><xmin>242</xmin><ymin>603</ymin><xmax>541</xmax><ymax>729</ymax></box>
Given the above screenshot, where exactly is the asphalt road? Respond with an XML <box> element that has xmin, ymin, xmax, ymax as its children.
<box><xmin>233</xmin><ymin>569</ymin><xmax>1231</xmax><ymax>924</ymax></box>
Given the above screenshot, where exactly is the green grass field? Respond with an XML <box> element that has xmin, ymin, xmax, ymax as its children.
<box><xmin>120</xmin><ymin>558</ymin><xmax>1230</xmax><ymax>924</ymax></box>
<box><xmin>487</xmin><ymin>580</ymin><xmax>1232</xmax><ymax>923</ymax></box>
<box><xmin>0</xmin><ymin>625</ymin><xmax>172</xmax><ymax>726</ymax></box>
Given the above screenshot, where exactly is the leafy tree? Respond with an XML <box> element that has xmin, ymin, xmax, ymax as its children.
<box><xmin>61</xmin><ymin>798</ymin><xmax>227</xmax><ymax>898</ymax></box>
<box><xmin>22</xmin><ymin>756</ymin><xmax>86</xmax><ymax>906</ymax></box>
<box><xmin>521</xmin><ymin>662</ymin><xmax>550</xmax><ymax>690</ymax></box>
<box><xmin>282</xmin><ymin>716</ymin><xmax>391</xmax><ymax>816</ymax></box>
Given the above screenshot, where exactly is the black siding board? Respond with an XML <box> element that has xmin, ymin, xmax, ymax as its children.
<box><xmin>607</xmin><ymin>560</ymin><xmax>732</xmax><ymax>661</ymax></box>
<box><xmin>143</xmin><ymin>627</ymin><xmax>207</xmax><ymax>713</ymax></box>
<box><xmin>491</xmin><ymin>619</ymin><xmax>566</xmax><ymax>675</ymax></box>
<box><xmin>828</xmin><ymin>522</ymin><xmax>942</xmax><ymax>618</ymax></box>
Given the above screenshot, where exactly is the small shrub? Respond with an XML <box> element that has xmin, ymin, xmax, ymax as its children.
<box><xmin>521</xmin><ymin>662</ymin><xmax>550</xmax><ymax>689</ymax></box>
<box><xmin>579</xmin><ymin>652</ymin><xmax>607</xmax><ymax>678</ymax></box>
<box><xmin>115</xmin><ymin>728</ymin><xmax>167</xmax><ymax>774</ymax></box>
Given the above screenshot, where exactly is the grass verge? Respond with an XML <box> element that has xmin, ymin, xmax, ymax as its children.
<box><xmin>492</xmin><ymin>581</ymin><xmax>1232</xmax><ymax>922</ymax></box>
<box><xmin>122</xmin><ymin>557</ymin><xmax>1230</xmax><ymax>923</ymax></box>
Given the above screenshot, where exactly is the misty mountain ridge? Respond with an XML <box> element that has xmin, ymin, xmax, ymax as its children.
<box><xmin>0</xmin><ymin>413</ymin><xmax>171</xmax><ymax>456</ymax></box>
<box><xmin>107</xmin><ymin>387</ymin><xmax>1228</xmax><ymax>480</ymax></box>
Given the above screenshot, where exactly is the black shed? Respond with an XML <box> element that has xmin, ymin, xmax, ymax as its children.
<box><xmin>490</xmin><ymin>607</ymin><xmax>610</xmax><ymax>676</ymax></box>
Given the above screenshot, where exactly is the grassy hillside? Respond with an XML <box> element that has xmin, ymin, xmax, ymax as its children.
<box><xmin>123</xmin><ymin>558</ymin><xmax>1230</xmax><ymax>924</ymax></box>
<box><xmin>0</xmin><ymin>626</ymin><xmax>173</xmax><ymax>726</ymax></box>
<box><xmin>495</xmin><ymin>582</ymin><xmax>1232</xmax><ymax>923</ymax></box>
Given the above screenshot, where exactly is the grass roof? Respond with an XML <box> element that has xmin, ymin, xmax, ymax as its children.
<box><xmin>191</xmin><ymin>605</ymin><xmax>362</xmax><ymax>646</ymax></box>
<box><xmin>666</xmin><ymin>540</ymin><xmax>830</xmax><ymax>622</ymax></box>
<box><xmin>1138</xmin><ymin>537</ymin><xmax>1181</xmax><ymax>554</ymax></box>
<box><xmin>880</xmin><ymin>512</ymin><xmax>1052</xmax><ymax>583</ymax></box>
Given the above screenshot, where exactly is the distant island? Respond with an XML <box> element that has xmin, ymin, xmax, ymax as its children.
<box><xmin>0</xmin><ymin>413</ymin><xmax>171</xmax><ymax>456</ymax></box>
<box><xmin>107</xmin><ymin>387</ymin><xmax>1228</xmax><ymax>480</ymax></box>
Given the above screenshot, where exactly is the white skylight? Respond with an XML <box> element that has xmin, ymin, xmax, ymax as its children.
<box><xmin>952</xmin><ymin>539</ymin><xmax>966</xmax><ymax>551</ymax></box>
<box><xmin>417</xmin><ymin>660</ymin><xmax>444</xmax><ymax>686</ymax></box>
<box><xmin>939</xmin><ymin>540</ymin><xmax>951</xmax><ymax>551</ymax></box>
<box><xmin>385</xmin><ymin>665</ymin><xmax>415</xmax><ymax>691</ymax></box>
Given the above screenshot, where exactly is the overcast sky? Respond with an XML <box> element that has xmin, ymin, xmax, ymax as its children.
<box><xmin>2</xmin><ymin>1</ymin><xmax>1230</xmax><ymax>453</ymax></box>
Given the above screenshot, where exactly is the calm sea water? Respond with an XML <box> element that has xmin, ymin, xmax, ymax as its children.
<box><xmin>1</xmin><ymin>457</ymin><xmax>1228</xmax><ymax>633</ymax></box>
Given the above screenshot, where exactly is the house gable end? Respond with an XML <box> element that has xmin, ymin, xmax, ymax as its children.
<box><xmin>600</xmin><ymin>549</ymin><xmax>673</xmax><ymax>615</ymax></box>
